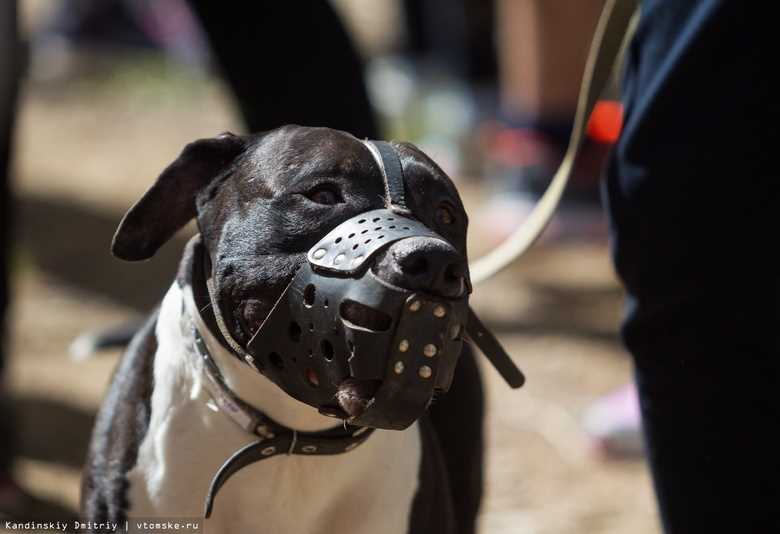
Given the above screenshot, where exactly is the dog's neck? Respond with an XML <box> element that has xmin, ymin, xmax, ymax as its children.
<box><xmin>180</xmin><ymin>236</ymin><xmax>337</xmax><ymax>433</ymax></box>
<box><xmin>191</xmin><ymin>311</ymin><xmax>337</xmax><ymax>432</ymax></box>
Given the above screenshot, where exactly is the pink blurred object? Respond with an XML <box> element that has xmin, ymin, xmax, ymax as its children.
<box><xmin>582</xmin><ymin>382</ymin><xmax>645</xmax><ymax>459</ymax></box>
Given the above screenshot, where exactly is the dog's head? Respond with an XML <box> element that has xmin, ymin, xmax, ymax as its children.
<box><xmin>113</xmin><ymin>125</ymin><xmax>471</xmax><ymax>429</ymax></box>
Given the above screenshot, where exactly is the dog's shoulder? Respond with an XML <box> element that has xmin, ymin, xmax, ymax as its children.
<box><xmin>81</xmin><ymin>309</ymin><xmax>159</xmax><ymax>524</ymax></box>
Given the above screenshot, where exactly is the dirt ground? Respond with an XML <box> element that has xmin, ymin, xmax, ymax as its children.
<box><xmin>3</xmin><ymin>60</ymin><xmax>659</xmax><ymax>534</ymax></box>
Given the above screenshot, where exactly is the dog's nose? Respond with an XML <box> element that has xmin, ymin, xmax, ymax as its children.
<box><xmin>373</xmin><ymin>237</ymin><xmax>467</xmax><ymax>298</ymax></box>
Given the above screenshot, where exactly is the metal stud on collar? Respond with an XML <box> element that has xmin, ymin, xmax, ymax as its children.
<box><xmin>255</xmin><ymin>425</ymin><xmax>275</xmax><ymax>439</ymax></box>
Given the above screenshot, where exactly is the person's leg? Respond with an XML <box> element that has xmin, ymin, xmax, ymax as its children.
<box><xmin>0</xmin><ymin>0</ymin><xmax>19</xmax><ymax>495</ymax></box>
<box><xmin>186</xmin><ymin>0</ymin><xmax>378</xmax><ymax>139</ymax></box>
<box><xmin>402</xmin><ymin>0</ymin><xmax>496</xmax><ymax>86</ymax></box>
<box><xmin>497</xmin><ymin>0</ymin><xmax>604</xmax><ymax>135</ymax></box>
<box><xmin>606</xmin><ymin>1</ymin><xmax>778</xmax><ymax>531</ymax></box>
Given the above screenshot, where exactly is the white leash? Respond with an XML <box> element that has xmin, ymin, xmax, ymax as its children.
<box><xmin>470</xmin><ymin>0</ymin><xmax>639</xmax><ymax>284</ymax></box>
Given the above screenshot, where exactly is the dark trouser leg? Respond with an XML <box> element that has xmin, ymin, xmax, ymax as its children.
<box><xmin>186</xmin><ymin>0</ymin><xmax>378</xmax><ymax>139</ymax></box>
<box><xmin>605</xmin><ymin>1</ymin><xmax>778</xmax><ymax>532</ymax></box>
<box><xmin>0</xmin><ymin>0</ymin><xmax>19</xmax><ymax>474</ymax></box>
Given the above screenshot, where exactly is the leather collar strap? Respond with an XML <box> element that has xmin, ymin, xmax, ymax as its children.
<box><xmin>363</xmin><ymin>140</ymin><xmax>410</xmax><ymax>214</ymax></box>
<box><xmin>182</xmin><ymin>285</ymin><xmax>374</xmax><ymax>519</ymax></box>
<box><xmin>194</xmin><ymin>329</ymin><xmax>374</xmax><ymax>518</ymax></box>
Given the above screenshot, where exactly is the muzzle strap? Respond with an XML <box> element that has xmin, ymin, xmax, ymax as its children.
<box><xmin>364</xmin><ymin>140</ymin><xmax>409</xmax><ymax>213</ymax></box>
<box><xmin>465</xmin><ymin>308</ymin><xmax>525</xmax><ymax>388</ymax></box>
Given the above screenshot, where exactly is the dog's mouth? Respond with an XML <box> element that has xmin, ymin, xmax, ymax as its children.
<box><xmin>334</xmin><ymin>378</ymin><xmax>382</xmax><ymax>418</ymax></box>
<box><xmin>336</xmin><ymin>301</ymin><xmax>391</xmax><ymax>418</ymax></box>
<box><xmin>237</xmin><ymin>295</ymin><xmax>396</xmax><ymax>420</ymax></box>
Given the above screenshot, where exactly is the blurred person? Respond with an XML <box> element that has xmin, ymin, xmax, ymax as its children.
<box><xmin>606</xmin><ymin>1</ymin><xmax>778</xmax><ymax>531</ymax></box>
<box><xmin>390</xmin><ymin>0</ymin><xmax>497</xmax><ymax>173</ymax></box>
<box><xmin>474</xmin><ymin>0</ymin><xmax>643</xmax><ymax>459</ymax></box>
<box><xmin>185</xmin><ymin>0</ymin><xmax>377</xmax><ymax>138</ymax></box>
<box><xmin>31</xmin><ymin>0</ymin><xmax>379</xmax><ymax>136</ymax></box>
<box><xmin>403</xmin><ymin>0</ymin><xmax>496</xmax><ymax>87</ymax></box>
<box><xmin>480</xmin><ymin>0</ymin><xmax>611</xmax><ymax>242</ymax></box>
<box><xmin>30</xmin><ymin>0</ymin><xmax>210</xmax><ymax>80</ymax></box>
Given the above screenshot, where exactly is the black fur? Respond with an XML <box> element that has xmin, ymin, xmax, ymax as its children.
<box><xmin>81</xmin><ymin>310</ymin><xmax>158</xmax><ymax>527</ymax></box>
<box><xmin>426</xmin><ymin>344</ymin><xmax>484</xmax><ymax>534</ymax></box>
<box><xmin>85</xmin><ymin>126</ymin><xmax>484</xmax><ymax>534</ymax></box>
<box><xmin>409</xmin><ymin>415</ymin><xmax>456</xmax><ymax>534</ymax></box>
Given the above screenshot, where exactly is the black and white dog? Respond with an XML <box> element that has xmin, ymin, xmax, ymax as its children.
<box><xmin>81</xmin><ymin>126</ymin><xmax>488</xmax><ymax>534</ymax></box>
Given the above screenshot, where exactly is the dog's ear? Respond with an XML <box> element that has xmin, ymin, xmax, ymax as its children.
<box><xmin>112</xmin><ymin>132</ymin><xmax>246</xmax><ymax>261</ymax></box>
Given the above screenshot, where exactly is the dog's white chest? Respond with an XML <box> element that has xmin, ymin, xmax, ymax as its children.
<box><xmin>126</xmin><ymin>284</ymin><xmax>422</xmax><ymax>534</ymax></box>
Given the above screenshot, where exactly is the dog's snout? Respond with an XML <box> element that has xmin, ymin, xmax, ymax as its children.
<box><xmin>374</xmin><ymin>237</ymin><xmax>467</xmax><ymax>298</ymax></box>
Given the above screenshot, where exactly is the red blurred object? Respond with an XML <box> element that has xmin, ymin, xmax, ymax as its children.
<box><xmin>587</xmin><ymin>100</ymin><xmax>624</xmax><ymax>143</ymax></box>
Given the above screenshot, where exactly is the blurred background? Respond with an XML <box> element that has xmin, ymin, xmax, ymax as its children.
<box><xmin>1</xmin><ymin>1</ymin><xmax>657</xmax><ymax>532</ymax></box>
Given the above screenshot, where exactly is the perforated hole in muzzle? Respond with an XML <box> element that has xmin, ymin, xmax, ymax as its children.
<box><xmin>320</xmin><ymin>339</ymin><xmax>334</xmax><ymax>361</ymax></box>
<box><xmin>289</xmin><ymin>321</ymin><xmax>302</xmax><ymax>342</ymax></box>
<box><xmin>339</xmin><ymin>299</ymin><xmax>392</xmax><ymax>332</ymax></box>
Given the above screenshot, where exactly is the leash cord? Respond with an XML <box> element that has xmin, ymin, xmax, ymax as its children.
<box><xmin>469</xmin><ymin>0</ymin><xmax>639</xmax><ymax>284</ymax></box>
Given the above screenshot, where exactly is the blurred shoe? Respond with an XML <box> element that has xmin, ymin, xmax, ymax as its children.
<box><xmin>582</xmin><ymin>382</ymin><xmax>645</xmax><ymax>459</ymax></box>
<box><xmin>476</xmin><ymin>122</ymin><xmax>609</xmax><ymax>246</ymax></box>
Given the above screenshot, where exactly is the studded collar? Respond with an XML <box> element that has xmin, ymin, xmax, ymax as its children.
<box><xmin>181</xmin><ymin>284</ymin><xmax>375</xmax><ymax>518</ymax></box>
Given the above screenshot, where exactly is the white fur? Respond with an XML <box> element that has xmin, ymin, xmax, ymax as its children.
<box><xmin>126</xmin><ymin>283</ymin><xmax>422</xmax><ymax>534</ymax></box>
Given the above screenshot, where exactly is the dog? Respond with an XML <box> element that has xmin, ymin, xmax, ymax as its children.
<box><xmin>81</xmin><ymin>125</ymin><xmax>486</xmax><ymax>534</ymax></box>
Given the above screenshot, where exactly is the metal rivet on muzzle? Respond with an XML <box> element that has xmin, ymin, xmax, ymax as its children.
<box><xmin>261</xmin><ymin>446</ymin><xmax>276</xmax><ymax>456</ymax></box>
<box><xmin>433</xmin><ymin>305</ymin><xmax>447</xmax><ymax>318</ymax></box>
<box><xmin>419</xmin><ymin>365</ymin><xmax>433</xmax><ymax>379</ymax></box>
<box><xmin>302</xmin><ymin>445</ymin><xmax>317</xmax><ymax>453</ymax></box>
<box><xmin>312</xmin><ymin>248</ymin><xmax>327</xmax><ymax>260</ymax></box>
<box><xmin>408</xmin><ymin>300</ymin><xmax>421</xmax><ymax>312</ymax></box>
<box><xmin>334</xmin><ymin>253</ymin><xmax>346</xmax><ymax>265</ymax></box>
<box><xmin>423</xmin><ymin>344</ymin><xmax>437</xmax><ymax>357</ymax></box>
<box><xmin>394</xmin><ymin>361</ymin><xmax>405</xmax><ymax>374</ymax></box>
<box><xmin>398</xmin><ymin>339</ymin><xmax>410</xmax><ymax>352</ymax></box>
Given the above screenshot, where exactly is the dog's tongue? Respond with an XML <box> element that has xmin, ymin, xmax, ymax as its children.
<box><xmin>335</xmin><ymin>378</ymin><xmax>381</xmax><ymax>418</ymax></box>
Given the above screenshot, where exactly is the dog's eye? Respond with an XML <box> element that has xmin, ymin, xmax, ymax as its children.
<box><xmin>304</xmin><ymin>185</ymin><xmax>342</xmax><ymax>206</ymax></box>
<box><xmin>436</xmin><ymin>205</ymin><xmax>455</xmax><ymax>225</ymax></box>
